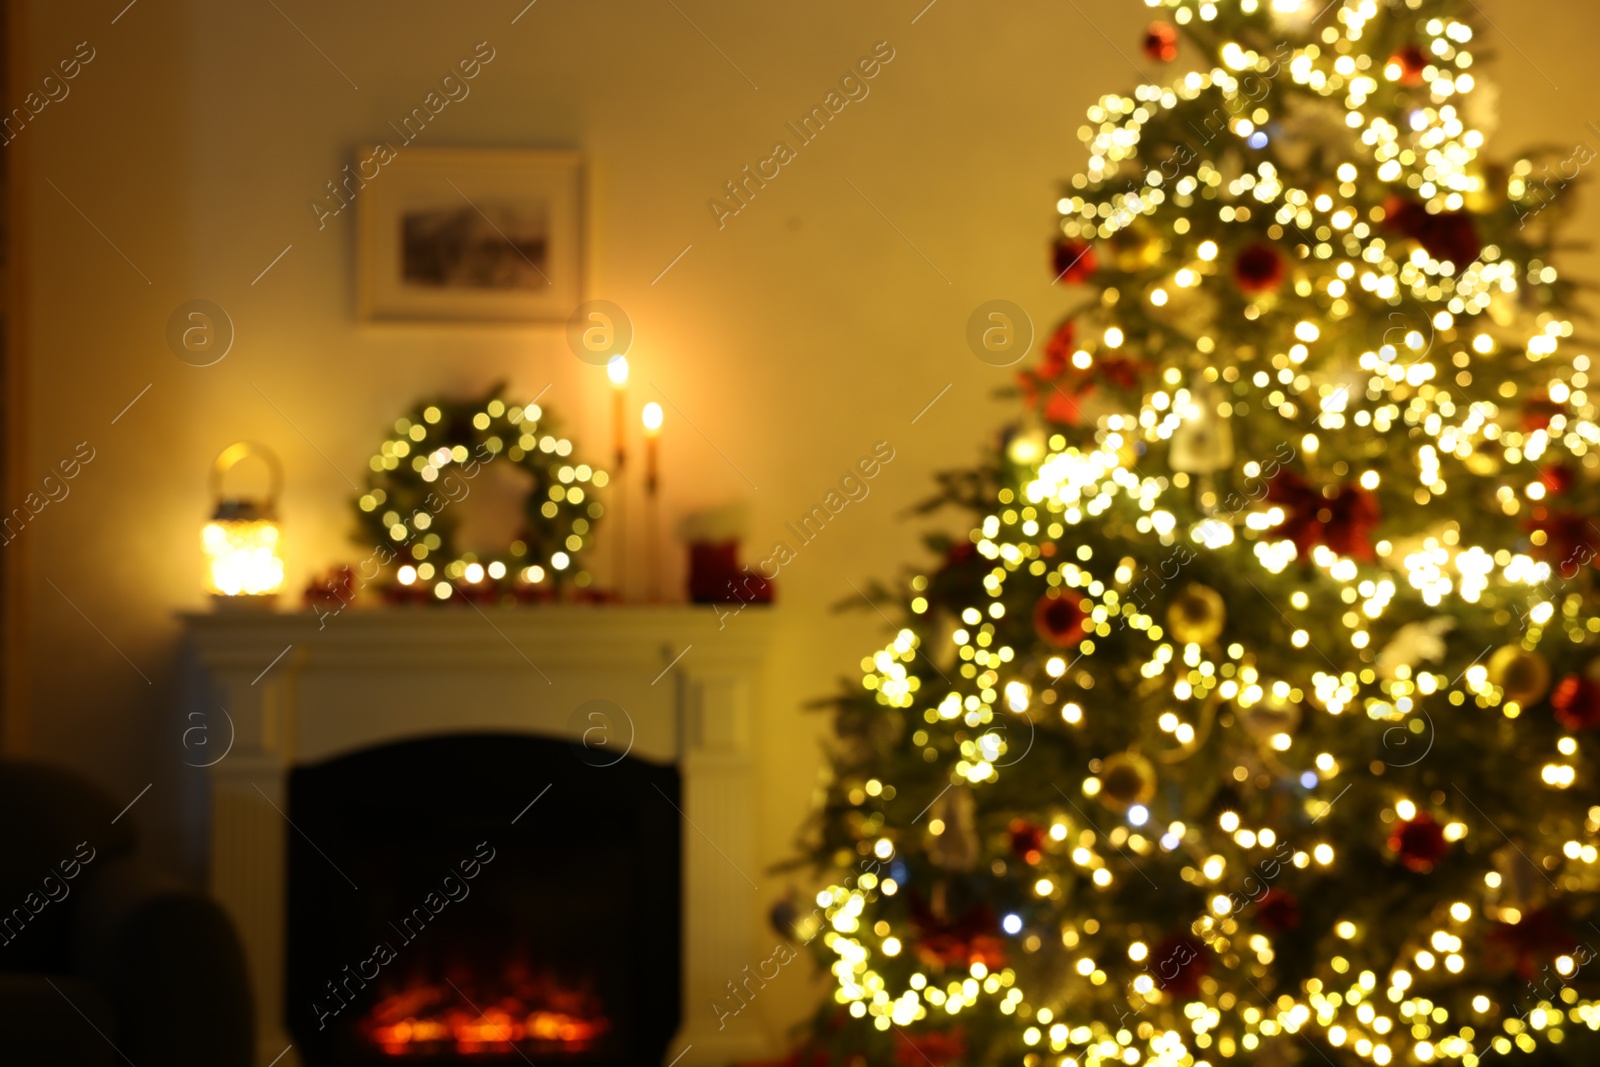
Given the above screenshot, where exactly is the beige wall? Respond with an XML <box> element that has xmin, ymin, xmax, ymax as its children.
<box><xmin>11</xmin><ymin>0</ymin><xmax>1600</xmax><ymax>1037</ymax></box>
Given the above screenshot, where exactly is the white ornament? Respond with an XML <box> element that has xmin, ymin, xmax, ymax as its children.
<box><xmin>1169</xmin><ymin>382</ymin><xmax>1235</xmax><ymax>474</ymax></box>
<box><xmin>1376</xmin><ymin>617</ymin><xmax>1457</xmax><ymax>679</ymax></box>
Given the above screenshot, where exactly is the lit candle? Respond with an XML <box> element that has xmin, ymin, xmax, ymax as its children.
<box><xmin>607</xmin><ymin>355</ymin><xmax>629</xmax><ymax>469</ymax></box>
<box><xmin>642</xmin><ymin>401</ymin><xmax>663</xmax><ymax>496</ymax></box>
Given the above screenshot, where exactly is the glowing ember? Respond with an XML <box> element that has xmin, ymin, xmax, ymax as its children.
<box><xmin>361</xmin><ymin>974</ymin><xmax>608</xmax><ymax>1057</ymax></box>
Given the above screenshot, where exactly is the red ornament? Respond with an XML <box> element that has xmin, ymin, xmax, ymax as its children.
<box><xmin>1233</xmin><ymin>242</ymin><xmax>1286</xmax><ymax>294</ymax></box>
<box><xmin>1421</xmin><ymin>212</ymin><xmax>1483</xmax><ymax>271</ymax></box>
<box><xmin>1051</xmin><ymin>238</ymin><xmax>1098</xmax><ymax>284</ymax></box>
<box><xmin>1389</xmin><ymin>813</ymin><xmax>1448</xmax><ymax>873</ymax></box>
<box><xmin>1552</xmin><ymin>673</ymin><xmax>1600</xmax><ymax>731</ymax></box>
<box><xmin>303</xmin><ymin>564</ymin><xmax>357</xmax><ymax>610</ymax></box>
<box><xmin>1391</xmin><ymin>44</ymin><xmax>1429</xmax><ymax>87</ymax></box>
<box><xmin>1143</xmin><ymin>22</ymin><xmax>1179</xmax><ymax>63</ymax></box>
<box><xmin>1522</xmin><ymin>393</ymin><xmax>1565</xmax><ymax>432</ymax></box>
<box><xmin>1008</xmin><ymin>819</ymin><xmax>1045</xmax><ymax>865</ymax></box>
<box><xmin>1485</xmin><ymin>907</ymin><xmax>1571</xmax><ymax>980</ymax></box>
<box><xmin>1151</xmin><ymin>934</ymin><xmax>1209</xmax><ymax>998</ymax></box>
<box><xmin>1034</xmin><ymin>591</ymin><xmax>1090</xmax><ymax>648</ymax></box>
<box><xmin>1382</xmin><ymin>195</ymin><xmax>1482</xmax><ymax>272</ymax></box>
<box><xmin>893</xmin><ymin>1028</ymin><xmax>966</xmax><ymax>1067</ymax></box>
<box><xmin>1523</xmin><ymin>390</ymin><xmax>1561</xmax><ymax>431</ymax></box>
<box><xmin>1526</xmin><ymin>511</ymin><xmax>1597</xmax><ymax>576</ymax></box>
<box><xmin>1256</xmin><ymin>889</ymin><xmax>1301</xmax><ymax>935</ymax></box>
<box><xmin>907</xmin><ymin>896</ymin><xmax>1007</xmax><ymax>971</ymax></box>
<box><xmin>1267</xmin><ymin>471</ymin><xmax>1382</xmax><ymax>561</ymax></box>
<box><xmin>1542</xmin><ymin>465</ymin><xmax>1577</xmax><ymax>496</ymax></box>
<box><xmin>1019</xmin><ymin>330</ymin><xmax>1149</xmax><ymax>427</ymax></box>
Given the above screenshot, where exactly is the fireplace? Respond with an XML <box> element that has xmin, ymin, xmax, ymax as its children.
<box><xmin>285</xmin><ymin>733</ymin><xmax>681</xmax><ymax>1066</ymax></box>
<box><xmin>182</xmin><ymin>606</ymin><xmax>775</xmax><ymax>1066</ymax></box>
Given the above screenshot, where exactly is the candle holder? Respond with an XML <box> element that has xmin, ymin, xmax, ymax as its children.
<box><xmin>608</xmin><ymin>355</ymin><xmax>630</xmax><ymax>597</ymax></box>
<box><xmin>642</xmin><ymin>401</ymin><xmax>664</xmax><ymax>602</ymax></box>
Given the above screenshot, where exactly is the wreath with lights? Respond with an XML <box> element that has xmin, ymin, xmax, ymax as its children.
<box><xmin>354</xmin><ymin>384</ymin><xmax>607</xmax><ymax>600</ymax></box>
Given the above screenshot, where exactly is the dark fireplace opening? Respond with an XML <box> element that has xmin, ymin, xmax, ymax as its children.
<box><xmin>285</xmin><ymin>732</ymin><xmax>682</xmax><ymax>1066</ymax></box>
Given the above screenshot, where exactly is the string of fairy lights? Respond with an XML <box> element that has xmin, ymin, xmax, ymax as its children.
<box><xmin>812</xmin><ymin>1</ymin><xmax>1600</xmax><ymax>1065</ymax></box>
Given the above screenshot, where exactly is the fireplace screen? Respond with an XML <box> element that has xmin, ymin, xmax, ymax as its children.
<box><xmin>285</xmin><ymin>732</ymin><xmax>681</xmax><ymax>1066</ymax></box>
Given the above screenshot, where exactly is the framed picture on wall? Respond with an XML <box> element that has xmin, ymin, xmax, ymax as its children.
<box><xmin>357</xmin><ymin>148</ymin><xmax>582</xmax><ymax>323</ymax></box>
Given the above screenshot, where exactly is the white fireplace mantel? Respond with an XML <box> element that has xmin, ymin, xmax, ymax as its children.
<box><xmin>182</xmin><ymin>604</ymin><xmax>777</xmax><ymax>1067</ymax></box>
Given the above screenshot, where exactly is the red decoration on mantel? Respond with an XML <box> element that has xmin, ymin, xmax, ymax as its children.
<box><xmin>688</xmin><ymin>540</ymin><xmax>773</xmax><ymax>605</ymax></box>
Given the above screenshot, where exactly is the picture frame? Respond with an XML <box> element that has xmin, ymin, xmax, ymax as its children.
<box><xmin>357</xmin><ymin>148</ymin><xmax>582</xmax><ymax>323</ymax></box>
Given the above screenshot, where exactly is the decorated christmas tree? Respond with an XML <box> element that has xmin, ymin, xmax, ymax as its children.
<box><xmin>794</xmin><ymin>1</ymin><xmax>1600</xmax><ymax>1065</ymax></box>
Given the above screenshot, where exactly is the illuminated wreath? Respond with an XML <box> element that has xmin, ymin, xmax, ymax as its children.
<box><xmin>354</xmin><ymin>384</ymin><xmax>607</xmax><ymax>600</ymax></box>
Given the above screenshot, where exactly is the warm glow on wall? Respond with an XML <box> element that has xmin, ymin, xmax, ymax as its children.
<box><xmin>203</xmin><ymin>442</ymin><xmax>285</xmax><ymax>601</ymax></box>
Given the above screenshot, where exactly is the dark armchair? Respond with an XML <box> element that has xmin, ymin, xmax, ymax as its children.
<box><xmin>0</xmin><ymin>760</ymin><xmax>253</xmax><ymax>1066</ymax></box>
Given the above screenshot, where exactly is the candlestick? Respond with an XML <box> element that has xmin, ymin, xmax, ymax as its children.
<box><xmin>642</xmin><ymin>401</ymin><xmax>664</xmax><ymax>602</ymax></box>
<box><xmin>607</xmin><ymin>356</ymin><xmax>630</xmax><ymax>600</ymax></box>
<box><xmin>607</xmin><ymin>355</ymin><xmax>629</xmax><ymax>470</ymax></box>
<box><xmin>642</xmin><ymin>401</ymin><xmax>663</xmax><ymax>496</ymax></box>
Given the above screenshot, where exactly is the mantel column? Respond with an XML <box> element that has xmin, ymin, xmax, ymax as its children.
<box><xmin>197</xmin><ymin>645</ymin><xmax>302</xmax><ymax>1067</ymax></box>
<box><xmin>673</xmin><ymin>663</ymin><xmax>770</xmax><ymax>1066</ymax></box>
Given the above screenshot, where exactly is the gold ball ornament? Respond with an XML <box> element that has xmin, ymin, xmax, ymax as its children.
<box><xmin>1110</xmin><ymin>225</ymin><xmax>1164</xmax><ymax>272</ymax></box>
<box><xmin>1166</xmin><ymin>583</ymin><xmax>1226</xmax><ymax>645</ymax></box>
<box><xmin>1464</xmin><ymin>161</ymin><xmax>1508</xmax><ymax>214</ymax></box>
<box><xmin>926</xmin><ymin>784</ymin><xmax>981</xmax><ymax>873</ymax></box>
<box><xmin>1241</xmin><ymin>690</ymin><xmax>1302</xmax><ymax>741</ymax></box>
<box><xmin>1487</xmin><ymin>645</ymin><xmax>1551</xmax><ymax>708</ymax></box>
<box><xmin>1098</xmin><ymin>751</ymin><xmax>1157</xmax><ymax>813</ymax></box>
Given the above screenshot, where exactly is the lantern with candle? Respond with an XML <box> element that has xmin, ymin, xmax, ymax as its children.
<box><xmin>202</xmin><ymin>442</ymin><xmax>286</xmax><ymax>604</ymax></box>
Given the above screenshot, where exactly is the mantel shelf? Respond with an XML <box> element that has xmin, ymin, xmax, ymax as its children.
<box><xmin>182</xmin><ymin>604</ymin><xmax>775</xmax><ymax>672</ymax></box>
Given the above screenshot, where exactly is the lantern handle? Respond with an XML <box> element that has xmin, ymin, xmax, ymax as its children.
<box><xmin>210</xmin><ymin>442</ymin><xmax>284</xmax><ymax>505</ymax></box>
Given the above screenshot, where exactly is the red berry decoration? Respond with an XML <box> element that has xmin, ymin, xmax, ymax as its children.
<box><xmin>1256</xmin><ymin>890</ymin><xmax>1301</xmax><ymax>934</ymax></box>
<box><xmin>1552</xmin><ymin>672</ymin><xmax>1600</xmax><ymax>732</ymax></box>
<box><xmin>1391</xmin><ymin>44</ymin><xmax>1429</xmax><ymax>87</ymax></box>
<box><xmin>1390</xmin><ymin>813</ymin><xmax>1448</xmax><ymax>873</ymax></box>
<box><xmin>1034</xmin><ymin>591</ymin><xmax>1090</xmax><ymax>648</ymax></box>
<box><xmin>1233</xmin><ymin>242</ymin><xmax>1286</xmax><ymax>294</ymax></box>
<box><xmin>1040</xmin><ymin>319</ymin><xmax>1075</xmax><ymax>379</ymax></box>
<box><xmin>1008</xmin><ymin>819</ymin><xmax>1045</xmax><ymax>864</ymax></box>
<box><xmin>1143</xmin><ymin>22</ymin><xmax>1178</xmax><ymax>63</ymax></box>
<box><xmin>1051</xmin><ymin>238</ymin><xmax>1098</xmax><ymax>284</ymax></box>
